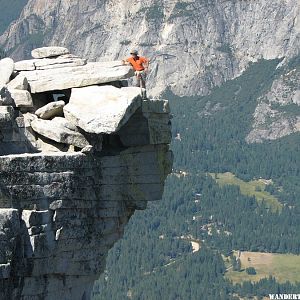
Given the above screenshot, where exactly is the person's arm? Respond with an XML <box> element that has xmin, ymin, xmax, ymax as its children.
<box><xmin>122</xmin><ymin>58</ymin><xmax>130</xmax><ymax>65</ymax></box>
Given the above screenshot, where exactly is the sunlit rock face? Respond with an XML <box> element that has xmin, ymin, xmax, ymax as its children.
<box><xmin>0</xmin><ymin>0</ymin><xmax>299</xmax><ymax>97</ymax></box>
<box><xmin>0</xmin><ymin>47</ymin><xmax>173</xmax><ymax>300</ymax></box>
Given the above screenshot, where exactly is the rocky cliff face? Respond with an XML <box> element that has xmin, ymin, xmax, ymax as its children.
<box><xmin>0</xmin><ymin>47</ymin><xmax>172</xmax><ymax>299</ymax></box>
<box><xmin>0</xmin><ymin>0</ymin><xmax>299</xmax><ymax>143</ymax></box>
<box><xmin>246</xmin><ymin>58</ymin><xmax>300</xmax><ymax>143</ymax></box>
<box><xmin>1</xmin><ymin>0</ymin><xmax>299</xmax><ymax>97</ymax></box>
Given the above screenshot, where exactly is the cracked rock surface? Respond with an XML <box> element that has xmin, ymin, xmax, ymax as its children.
<box><xmin>0</xmin><ymin>47</ymin><xmax>173</xmax><ymax>299</ymax></box>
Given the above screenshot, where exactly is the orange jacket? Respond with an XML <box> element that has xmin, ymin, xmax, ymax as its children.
<box><xmin>126</xmin><ymin>56</ymin><xmax>149</xmax><ymax>71</ymax></box>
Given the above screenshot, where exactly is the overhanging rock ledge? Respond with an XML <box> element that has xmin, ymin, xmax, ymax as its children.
<box><xmin>0</xmin><ymin>47</ymin><xmax>173</xmax><ymax>300</ymax></box>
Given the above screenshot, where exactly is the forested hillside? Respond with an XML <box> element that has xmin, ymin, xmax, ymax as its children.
<box><xmin>93</xmin><ymin>58</ymin><xmax>300</xmax><ymax>299</ymax></box>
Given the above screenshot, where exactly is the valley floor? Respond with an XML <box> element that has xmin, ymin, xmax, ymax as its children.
<box><xmin>225</xmin><ymin>251</ymin><xmax>300</xmax><ymax>284</ymax></box>
<box><xmin>209</xmin><ymin>172</ymin><xmax>282</xmax><ymax>212</ymax></box>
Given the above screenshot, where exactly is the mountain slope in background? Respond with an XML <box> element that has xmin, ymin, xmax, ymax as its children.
<box><xmin>0</xmin><ymin>0</ymin><xmax>299</xmax><ymax>97</ymax></box>
<box><xmin>0</xmin><ymin>0</ymin><xmax>27</xmax><ymax>35</ymax></box>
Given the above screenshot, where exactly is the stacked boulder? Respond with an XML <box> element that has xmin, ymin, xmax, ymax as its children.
<box><xmin>0</xmin><ymin>46</ymin><xmax>169</xmax><ymax>154</ymax></box>
<box><xmin>0</xmin><ymin>47</ymin><xmax>173</xmax><ymax>299</ymax></box>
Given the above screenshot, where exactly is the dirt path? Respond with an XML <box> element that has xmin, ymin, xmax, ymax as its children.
<box><xmin>191</xmin><ymin>240</ymin><xmax>200</xmax><ymax>253</ymax></box>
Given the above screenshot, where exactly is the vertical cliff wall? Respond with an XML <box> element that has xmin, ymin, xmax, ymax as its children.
<box><xmin>0</xmin><ymin>47</ymin><xmax>173</xmax><ymax>299</ymax></box>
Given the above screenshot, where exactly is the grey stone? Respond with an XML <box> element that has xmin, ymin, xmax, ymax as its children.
<box><xmin>0</xmin><ymin>208</ymin><xmax>20</xmax><ymax>265</ymax></box>
<box><xmin>9</xmin><ymin>89</ymin><xmax>33</xmax><ymax>108</ymax></box>
<box><xmin>22</xmin><ymin>112</ymin><xmax>38</xmax><ymax>126</ymax></box>
<box><xmin>34</xmin><ymin>57</ymin><xmax>87</xmax><ymax>70</ymax></box>
<box><xmin>0</xmin><ymin>85</ymin><xmax>13</xmax><ymax>106</ymax></box>
<box><xmin>36</xmin><ymin>136</ymin><xmax>73</xmax><ymax>153</ymax></box>
<box><xmin>0</xmin><ymin>263</ymin><xmax>10</xmax><ymax>279</ymax></box>
<box><xmin>0</xmin><ymin>58</ymin><xmax>14</xmax><ymax>85</ymax></box>
<box><xmin>31</xmin><ymin>117</ymin><xmax>89</xmax><ymax>148</ymax></box>
<box><xmin>35</xmin><ymin>100</ymin><xmax>65</xmax><ymax>119</ymax></box>
<box><xmin>145</xmin><ymin>112</ymin><xmax>172</xmax><ymax>144</ymax></box>
<box><xmin>142</xmin><ymin>99</ymin><xmax>170</xmax><ymax>114</ymax></box>
<box><xmin>7</xmin><ymin>74</ymin><xmax>28</xmax><ymax>90</ymax></box>
<box><xmin>50</xmin><ymin>117</ymin><xmax>78</xmax><ymax>132</ymax></box>
<box><xmin>81</xmin><ymin>145</ymin><xmax>94</xmax><ymax>154</ymax></box>
<box><xmin>64</xmin><ymin>86</ymin><xmax>142</xmax><ymax>134</ymax></box>
<box><xmin>0</xmin><ymin>106</ymin><xmax>14</xmax><ymax>124</ymax></box>
<box><xmin>19</xmin><ymin>61</ymin><xmax>134</xmax><ymax>93</ymax></box>
<box><xmin>0</xmin><ymin>108</ymin><xmax>39</xmax><ymax>155</ymax></box>
<box><xmin>118</xmin><ymin>107</ymin><xmax>171</xmax><ymax>146</ymax></box>
<box><xmin>22</xmin><ymin>210</ymin><xmax>52</xmax><ymax>228</ymax></box>
<box><xmin>20</xmin><ymin>112</ymin><xmax>39</xmax><ymax>149</ymax></box>
<box><xmin>31</xmin><ymin>46</ymin><xmax>70</xmax><ymax>59</ymax></box>
<box><xmin>14</xmin><ymin>59</ymin><xmax>37</xmax><ymax>71</ymax></box>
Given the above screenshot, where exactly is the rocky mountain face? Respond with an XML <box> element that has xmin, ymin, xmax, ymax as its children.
<box><xmin>0</xmin><ymin>0</ymin><xmax>299</xmax><ymax>142</ymax></box>
<box><xmin>246</xmin><ymin>57</ymin><xmax>300</xmax><ymax>143</ymax></box>
<box><xmin>0</xmin><ymin>47</ymin><xmax>172</xmax><ymax>299</ymax></box>
<box><xmin>0</xmin><ymin>0</ymin><xmax>28</xmax><ymax>35</ymax></box>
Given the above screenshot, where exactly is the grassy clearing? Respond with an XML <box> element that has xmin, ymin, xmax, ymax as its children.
<box><xmin>209</xmin><ymin>172</ymin><xmax>282</xmax><ymax>212</ymax></box>
<box><xmin>225</xmin><ymin>251</ymin><xmax>300</xmax><ymax>284</ymax></box>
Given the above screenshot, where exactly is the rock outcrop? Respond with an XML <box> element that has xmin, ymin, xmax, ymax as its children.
<box><xmin>0</xmin><ymin>47</ymin><xmax>173</xmax><ymax>299</ymax></box>
<box><xmin>35</xmin><ymin>100</ymin><xmax>65</xmax><ymax>119</ymax></box>
<box><xmin>17</xmin><ymin>61</ymin><xmax>133</xmax><ymax>93</ymax></box>
<box><xmin>31</xmin><ymin>117</ymin><xmax>89</xmax><ymax>149</ymax></box>
<box><xmin>31</xmin><ymin>46</ymin><xmax>70</xmax><ymax>58</ymax></box>
<box><xmin>246</xmin><ymin>64</ymin><xmax>300</xmax><ymax>143</ymax></box>
<box><xmin>63</xmin><ymin>86</ymin><xmax>143</xmax><ymax>134</ymax></box>
<box><xmin>7</xmin><ymin>74</ymin><xmax>29</xmax><ymax>90</ymax></box>
<box><xmin>0</xmin><ymin>58</ymin><xmax>14</xmax><ymax>85</ymax></box>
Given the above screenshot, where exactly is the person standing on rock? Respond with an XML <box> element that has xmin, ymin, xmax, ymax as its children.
<box><xmin>122</xmin><ymin>49</ymin><xmax>149</xmax><ymax>99</ymax></box>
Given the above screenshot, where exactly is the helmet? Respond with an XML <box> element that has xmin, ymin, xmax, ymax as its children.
<box><xmin>130</xmin><ymin>49</ymin><xmax>138</xmax><ymax>55</ymax></box>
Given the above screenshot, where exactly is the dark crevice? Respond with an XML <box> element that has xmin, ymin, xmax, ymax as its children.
<box><xmin>100</xmin><ymin>134</ymin><xmax>127</xmax><ymax>156</ymax></box>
